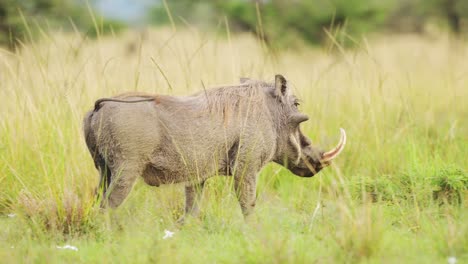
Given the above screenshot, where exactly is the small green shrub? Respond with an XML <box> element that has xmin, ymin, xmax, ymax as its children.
<box><xmin>350</xmin><ymin>175</ymin><xmax>398</xmax><ymax>202</ymax></box>
<box><xmin>431</xmin><ymin>166</ymin><xmax>467</xmax><ymax>205</ymax></box>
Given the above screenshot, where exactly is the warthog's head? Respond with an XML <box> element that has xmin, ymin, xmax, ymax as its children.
<box><xmin>270</xmin><ymin>74</ymin><xmax>346</xmax><ymax>177</ymax></box>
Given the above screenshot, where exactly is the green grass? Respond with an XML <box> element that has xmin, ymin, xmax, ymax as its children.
<box><xmin>0</xmin><ymin>28</ymin><xmax>467</xmax><ymax>263</ymax></box>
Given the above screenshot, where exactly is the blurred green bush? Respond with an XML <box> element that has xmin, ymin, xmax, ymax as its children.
<box><xmin>0</xmin><ymin>0</ymin><xmax>125</xmax><ymax>49</ymax></box>
<box><xmin>2</xmin><ymin>0</ymin><xmax>468</xmax><ymax>49</ymax></box>
<box><xmin>148</xmin><ymin>0</ymin><xmax>468</xmax><ymax>47</ymax></box>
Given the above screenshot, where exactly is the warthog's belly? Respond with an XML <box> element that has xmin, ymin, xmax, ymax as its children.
<box><xmin>142</xmin><ymin>164</ymin><xmax>180</xmax><ymax>186</ymax></box>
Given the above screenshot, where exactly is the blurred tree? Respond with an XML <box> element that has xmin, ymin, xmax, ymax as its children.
<box><xmin>1</xmin><ymin>0</ymin><xmax>70</xmax><ymax>49</ymax></box>
<box><xmin>429</xmin><ymin>0</ymin><xmax>468</xmax><ymax>34</ymax></box>
<box><xmin>0</xmin><ymin>0</ymin><xmax>125</xmax><ymax>50</ymax></box>
<box><xmin>383</xmin><ymin>0</ymin><xmax>468</xmax><ymax>35</ymax></box>
<box><xmin>445</xmin><ymin>0</ymin><xmax>461</xmax><ymax>33</ymax></box>
<box><xmin>148</xmin><ymin>0</ymin><xmax>468</xmax><ymax>47</ymax></box>
<box><xmin>148</xmin><ymin>0</ymin><xmax>392</xmax><ymax>47</ymax></box>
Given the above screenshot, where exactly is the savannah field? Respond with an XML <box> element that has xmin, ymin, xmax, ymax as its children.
<box><xmin>0</xmin><ymin>27</ymin><xmax>467</xmax><ymax>263</ymax></box>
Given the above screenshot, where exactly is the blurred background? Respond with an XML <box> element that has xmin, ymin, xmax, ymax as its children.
<box><xmin>1</xmin><ymin>0</ymin><xmax>468</xmax><ymax>50</ymax></box>
<box><xmin>1</xmin><ymin>2</ymin><xmax>467</xmax><ymax>262</ymax></box>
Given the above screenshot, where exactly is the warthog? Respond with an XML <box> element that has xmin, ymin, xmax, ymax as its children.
<box><xmin>83</xmin><ymin>75</ymin><xmax>345</xmax><ymax>220</ymax></box>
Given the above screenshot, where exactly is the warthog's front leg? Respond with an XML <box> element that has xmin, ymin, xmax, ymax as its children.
<box><xmin>234</xmin><ymin>173</ymin><xmax>257</xmax><ymax>219</ymax></box>
<box><xmin>177</xmin><ymin>181</ymin><xmax>205</xmax><ymax>224</ymax></box>
<box><xmin>184</xmin><ymin>181</ymin><xmax>205</xmax><ymax>216</ymax></box>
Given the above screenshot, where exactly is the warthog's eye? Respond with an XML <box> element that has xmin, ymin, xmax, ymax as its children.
<box><xmin>293</xmin><ymin>101</ymin><xmax>300</xmax><ymax>107</ymax></box>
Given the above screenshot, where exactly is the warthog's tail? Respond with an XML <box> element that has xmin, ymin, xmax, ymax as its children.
<box><xmin>83</xmin><ymin>110</ymin><xmax>112</xmax><ymax>202</ymax></box>
<box><xmin>93</xmin><ymin>98</ymin><xmax>156</xmax><ymax>111</ymax></box>
<box><xmin>83</xmin><ymin>110</ymin><xmax>96</xmax><ymax>156</ymax></box>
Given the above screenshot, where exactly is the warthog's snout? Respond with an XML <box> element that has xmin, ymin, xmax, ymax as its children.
<box><xmin>289</xmin><ymin>129</ymin><xmax>346</xmax><ymax>177</ymax></box>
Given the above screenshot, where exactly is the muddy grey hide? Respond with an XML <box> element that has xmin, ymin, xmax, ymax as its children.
<box><xmin>83</xmin><ymin>74</ymin><xmax>346</xmax><ymax>220</ymax></box>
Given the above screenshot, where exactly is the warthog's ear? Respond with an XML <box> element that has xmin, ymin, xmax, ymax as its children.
<box><xmin>274</xmin><ymin>74</ymin><xmax>288</xmax><ymax>100</ymax></box>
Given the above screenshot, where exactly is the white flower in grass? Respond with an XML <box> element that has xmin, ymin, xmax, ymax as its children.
<box><xmin>56</xmin><ymin>245</ymin><xmax>78</xmax><ymax>251</ymax></box>
<box><xmin>448</xmin><ymin>256</ymin><xmax>457</xmax><ymax>264</ymax></box>
<box><xmin>7</xmin><ymin>213</ymin><xmax>16</xmax><ymax>218</ymax></box>
<box><xmin>163</xmin><ymin>229</ymin><xmax>174</xmax><ymax>239</ymax></box>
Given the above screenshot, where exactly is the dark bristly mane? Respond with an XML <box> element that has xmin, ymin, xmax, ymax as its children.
<box><xmin>194</xmin><ymin>81</ymin><xmax>272</xmax><ymax>114</ymax></box>
<box><xmin>93</xmin><ymin>81</ymin><xmax>274</xmax><ymax>115</ymax></box>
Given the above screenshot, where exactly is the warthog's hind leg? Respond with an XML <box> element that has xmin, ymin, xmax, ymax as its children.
<box><xmin>96</xmin><ymin>162</ymin><xmax>112</xmax><ymax>202</ymax></box>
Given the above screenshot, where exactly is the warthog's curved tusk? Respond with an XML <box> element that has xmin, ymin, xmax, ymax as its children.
<box><xmin>289</xmin><ymin>134</ymin><xmax>302</xmax><ymax>165</ymax></box>
<box><xmin>321</xmin><ymin>128</ymin><xmax>346</xmax><ymax>162</ymax></box>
